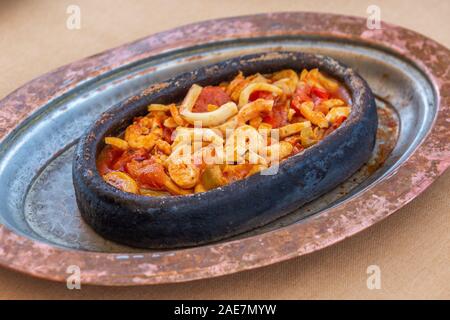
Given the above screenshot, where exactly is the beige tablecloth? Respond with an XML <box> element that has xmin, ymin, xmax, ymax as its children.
<box><xmin>0</xmin><ymin>0</ymin><xmax>449</xmax><ymax>299</ymax></box>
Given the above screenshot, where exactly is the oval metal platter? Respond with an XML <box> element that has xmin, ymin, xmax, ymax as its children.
<box><xmin>0</xmin><ymin>12</ymin><xmax>448</xmax><ymax>285</ymax></box>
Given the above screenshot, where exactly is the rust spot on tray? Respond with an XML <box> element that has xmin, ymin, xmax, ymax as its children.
<box><xmin>365</xmin><ymin>96</ymin><xmax>400</xmax><ymax>174</ymax></box>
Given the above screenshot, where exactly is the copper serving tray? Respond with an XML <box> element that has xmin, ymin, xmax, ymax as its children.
<box><xmin>0</xmin><ymin>12</ymin><xmax>448</xmax><ymax>285</ymax></box>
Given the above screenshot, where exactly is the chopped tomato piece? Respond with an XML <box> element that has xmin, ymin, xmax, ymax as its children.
<box><xmin>291</xmin><ymin>85</ymin><xmax>312</xmax><ymax>114</ymax></box>
<box><xmin>192</xmin><ymin>86</ymin><xmax>231</xmax><ymax>112</ymax></box>
<box><xmin>162</xmin><ymin>126</ymin><xmax>174</xmax><ymax>143</ymax></box>
<box><xmin>295</xmin><ymin>83</ymin><xmax>312</xmax><ymax>98</ymax></box>
<box><xmin>263</xmin><ymin>99</ymin><xmax>289</xmax><ymax>128</ymax></box>
<box><xmin>112</xmin><ymin>148</ymin><xmax>148</xmax><ymax>171</ymax></box>
<box><xmin>291</xmin><ymin>142</ymin><xmax>305</xmax><ymax>155</ymax></box>
<box><xmin>263</xmin><ymin>100</ymin><xmax>288</xmax><ymax>128</ymax></box>
<box><xmin>334</xmin><ymin>115</ymin><xmax>347</xmax><ymax>126</ymax></box>
<box><xmin>125</xmin><ymin>158</ymin><xmax>166</xmax><ymax>190</ymax></box>
<box><xmin>96</xmin><ymin>146</ymin><xmax>123</xmax><ymax>176</ymax></box>
<box><xmin>249</xmin><ymin>90</ymin><xmax>275</xmax><ymax>101</ymax></box>
<box><xmin>311</xmin><ymin>86</ymin><xmax>330</xmax><ymax>100</ymax></box>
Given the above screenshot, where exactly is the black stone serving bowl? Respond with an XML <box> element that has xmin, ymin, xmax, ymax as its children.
<box><xmin>73</xmin><ymin>51</ymin><xmax>378</xmax><ymax>249</ymax></box>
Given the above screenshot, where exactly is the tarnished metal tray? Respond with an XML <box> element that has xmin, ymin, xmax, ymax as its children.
<box><xmin>0</xmin><ymin>12</ymin><xmax>448</xmax><ymax>285</ymax></box>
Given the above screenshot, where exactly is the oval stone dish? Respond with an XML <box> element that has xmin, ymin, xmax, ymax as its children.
<box><xmin>73</xmin><ymin>51</ymin><xmax>378</xmax><ymax>249</ymax></box>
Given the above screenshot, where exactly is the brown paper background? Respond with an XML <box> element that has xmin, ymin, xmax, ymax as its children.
<box><xmin>0</xmin><ymin>0</ymin><xmax>449</xmax><ymax>299</ymax></box>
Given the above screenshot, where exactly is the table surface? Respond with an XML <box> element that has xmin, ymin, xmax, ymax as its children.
<box><xmin>0</xmin><ymin>0</ymin><xmax>449</xmax><ymax>299</ymax></box>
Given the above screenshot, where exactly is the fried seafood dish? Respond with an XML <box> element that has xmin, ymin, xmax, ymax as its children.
<box><xmin>73</xmin><ymin>51</ymin><xmax>377</xmax><ymax>248</ymax></box>
<box><xmin>98</xmin><ymin>68</ymin><xmax>352</xmax><ymax>196</ymax></box>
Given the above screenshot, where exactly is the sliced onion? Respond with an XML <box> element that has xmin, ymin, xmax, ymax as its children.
<box><xmin>238</xmin><ymin>83</ymin><xmax>283</xmax><ymax>107</ymax></box>
<box><xmin>180</xmin><ymin>102</ymin><xmax>238</xmax><ymax>127</ymax></box>
<box><xmin>178</xmin><ymin>84</ymin><xmax>239</xmax><ymax>126</ymax></box>
<box><xmin>179</xmin><ymin>84</ymin><xmax>203</xmax><ymax>114</ymax></box>
<box><xmin>278</xmin><ymin>121</ymin><xmax>311</xmax><ymax>138</ymax></box>
<box><xmin>173</xmin><ymin>127</ymin><xmax>224</xmax><ymax>145</ymax></box>
<box><xmin>213</xmin><ymin>115</ymin><xmax>238</xmax><ymax>135</ymax></box>
<box><xmin>237</xmin><ymin>99</ymin><xmax>273</xmax><ymax>125</ymax></box>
